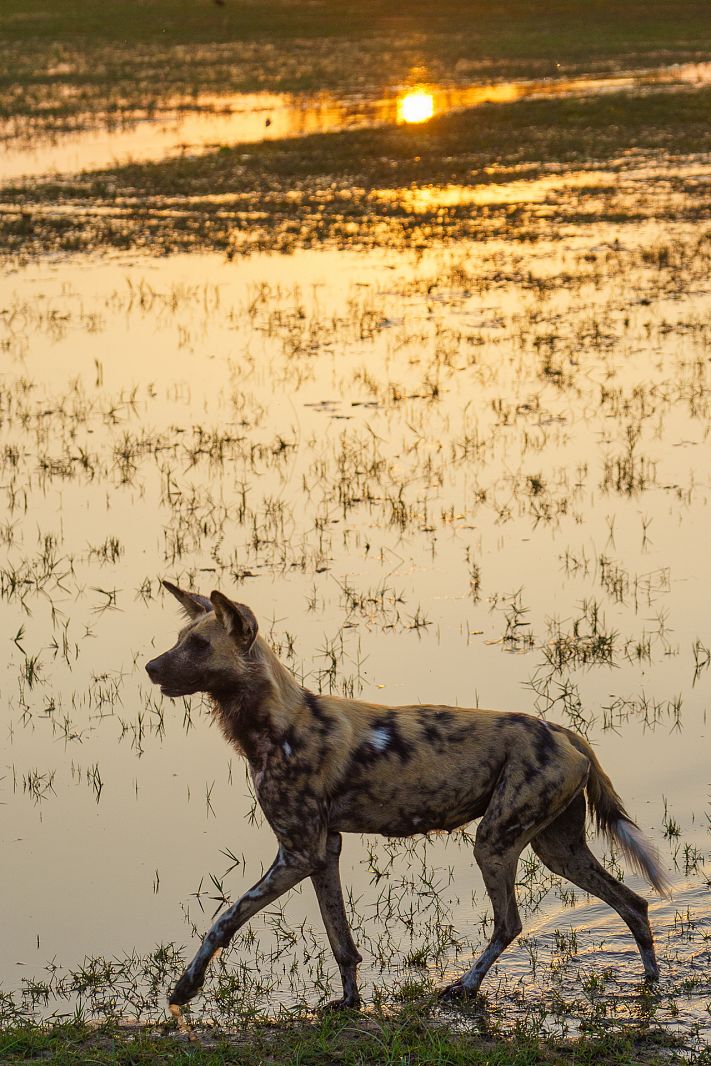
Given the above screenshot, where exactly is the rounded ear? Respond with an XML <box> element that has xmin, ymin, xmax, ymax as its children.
<box><xmin>163</xmin><ymin>580</ymin><xmax>213</xmax><ymax>620</ymax></box>
<box><xmin>210</xmin><ymin>591</ymin><xmax>258</xmax><ymax>652</ymax></box>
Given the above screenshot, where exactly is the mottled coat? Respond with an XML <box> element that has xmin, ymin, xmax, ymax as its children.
<box><xmin>145</xmin><ymin>583</ymin><xmax>670</xmax><ymax>1011</ymax></box>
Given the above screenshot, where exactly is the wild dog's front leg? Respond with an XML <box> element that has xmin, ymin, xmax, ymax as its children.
<box><xmin>311</xmin><ymin>832</ymin><xmax>362</xmax><ymax>1010</ymax></box>
<box><xmin>169</xmin><ymin>847</ymin><xmax>312</xmax><ymax>1007</ymax></box>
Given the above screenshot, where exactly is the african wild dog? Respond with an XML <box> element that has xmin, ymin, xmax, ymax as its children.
<box><xmin>145</xmin><ymin>582</ymin><xmax>671</xmax><ymax>1011</ymax></box>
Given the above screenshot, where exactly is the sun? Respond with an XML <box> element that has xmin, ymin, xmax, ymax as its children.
<box><xmin>398</xmin><ymin>90</ymin><xmax>435</xmax><ymax>124</ymax></box>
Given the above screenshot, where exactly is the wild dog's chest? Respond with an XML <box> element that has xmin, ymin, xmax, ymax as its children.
<box><xmin>248</xmin><ymin>741</ymin><xmax>325</xmax><ymax>839</ymax></box>
<box><xmin>248</xmin><ymin>737</ymin><xmax>293</xmax><ymax>790</ymax></box>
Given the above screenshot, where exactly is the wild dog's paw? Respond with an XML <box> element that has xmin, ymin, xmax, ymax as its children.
<box><xmin>438</xmin><ymin>979</ymin><xmax>481</xmax><ymax>1003</ymax></box>
<box><xmin>168</xmin><ymin>970</ymin><xmax>204</xmax><ymax>1006</ymax></box>
<box><xmin>321</xmin><ymin>994</ymin><xmax>362</xmax><ymax>1013</ymax></box>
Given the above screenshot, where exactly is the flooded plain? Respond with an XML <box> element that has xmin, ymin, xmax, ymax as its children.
<box><xmin>1</xmin><ymin>216</ymin><xmax>709</xmax><ymax>1044</ymax></box>
<box><xmin>2</xmin><ymin>61</ymin><xmax>710</xmax><ymax>183</ymax></box>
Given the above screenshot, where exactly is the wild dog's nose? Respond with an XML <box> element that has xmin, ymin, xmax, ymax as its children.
<box><xmin>145</xmin><ymin>658</ymin><xmax>161</xmax><ymax>681</ymax></box>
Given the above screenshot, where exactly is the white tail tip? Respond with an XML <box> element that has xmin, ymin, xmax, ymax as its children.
<box><xmin>613</xmin><ymin>819</ymin><xmax>673</xmax><ymax>899</ymax></box>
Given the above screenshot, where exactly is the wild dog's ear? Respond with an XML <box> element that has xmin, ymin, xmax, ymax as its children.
<box><xmin>162</xmin><ymin>580</ymin><xmax>214</xmax><ymax>620</ymax></box>
<box><xmin>210</xmin><ymin>591</ymin><xmax>258</xmax><ymax>652</ymax></box>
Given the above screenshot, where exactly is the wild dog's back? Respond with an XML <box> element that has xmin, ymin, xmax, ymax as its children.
<box><xmin>322</xmin><ymin>698</ymin><xmax>587</xmax><ymax>837</ymax></box>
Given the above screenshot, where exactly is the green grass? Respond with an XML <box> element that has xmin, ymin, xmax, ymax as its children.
<box><xmin>0</xmin><ymin>1013</ymin><xmax>700</xmax><ymax>1066</ymax></box>
<box><xmin>2</xmin><ymin>0</ymin><xmax>709</xmax><ymax>51</ymax></box>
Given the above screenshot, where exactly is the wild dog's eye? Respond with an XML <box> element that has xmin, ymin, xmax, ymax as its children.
<box><xmin>190</xmin><ymin>634</ymin><xmax>210</xmax><ymax>652</ymax></box>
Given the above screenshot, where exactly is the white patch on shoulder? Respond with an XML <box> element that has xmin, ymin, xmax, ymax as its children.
<box><xmin>369</xmin><ymin>727</ymin><xmax>391</xmax><ymax>752</ymax></box>
<box><xmin>282</xmin><ymin>741</ymin><xmax>293</xmax><ymax>758</ymax></box>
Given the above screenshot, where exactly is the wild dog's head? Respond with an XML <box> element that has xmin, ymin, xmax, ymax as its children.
<box><xmin>145</xmin><ymin>581</ymin><xmax>259</xmax><ymax>699</ymax></box>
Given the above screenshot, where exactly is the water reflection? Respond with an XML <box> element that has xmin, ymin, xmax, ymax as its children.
<box><xmin>1</xmin><ymin>232</ymin><xmax>710</xmax><ymax>1039</ymax></box>
<box><xmin>398</xmin><ymin>89</ymin><xmax>435</xmax><ymax>124</ymax></box>
<box><xmin>2</xmin><ymin>61</ymin><xmax>710</xmax><ymax>183</ymax></box>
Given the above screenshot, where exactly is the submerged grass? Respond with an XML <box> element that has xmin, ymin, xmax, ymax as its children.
<box><xmin>2</xmin><ymin>229</ymin><xmax>710</xmax><ymax>1040</ymax></box>
<box><xmin>4</xmin><ymin>85</ymin><xmax>711</xmax><ymax>259</ymax></box>
<box><xmin>0</xmin><ymin>1013</ymin><xmax>698</xmax><ymax>1066</ymax></box>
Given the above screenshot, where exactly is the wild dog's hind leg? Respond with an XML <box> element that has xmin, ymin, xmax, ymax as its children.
<box><xmin>532</xmin><ymin>794</ymin><xmax>659</xmax><ymax>980</ymax></box>
<box><xmin>169</xmin><ymin>846</ymin><xmax>314</xmax><ymax>1006</ymax></box>
<box><xmin>311</xmin><ymin>833</ymin><xmax>362</xmax><ymax>1010</ymax></box>
<box><xmin>441</xmin><ymin>751</ymin><xmax>588</xmax><ymax>1001</ymax></box>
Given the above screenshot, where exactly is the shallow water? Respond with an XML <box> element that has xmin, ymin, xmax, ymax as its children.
<box><xmin>1</xmin><ymin>226</ymin><xmax>709</xmax><ymax>1041</ymax></box>
<box><xmin>2</xmin><ymin>61</ymin><xmax>709</xmax><ymax>183</ymax></box>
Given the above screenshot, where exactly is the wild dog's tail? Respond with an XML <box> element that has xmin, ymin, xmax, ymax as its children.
<box><xmin>563</xmin><ymin>729</ymin><xmax>672</xmax><ymax>898</ymax></box>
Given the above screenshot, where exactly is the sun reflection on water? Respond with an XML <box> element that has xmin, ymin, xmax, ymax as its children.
<box><xmin>397</xmin><ymin>89</ymin><xmax>435</xmax><ymax>124</ymax></box>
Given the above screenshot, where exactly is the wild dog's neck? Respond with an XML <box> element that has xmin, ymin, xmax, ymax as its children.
<box><xmin>210</xmin><ymin>637</ymin><xmax>301</xmax><ymax>765</ymax></box>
